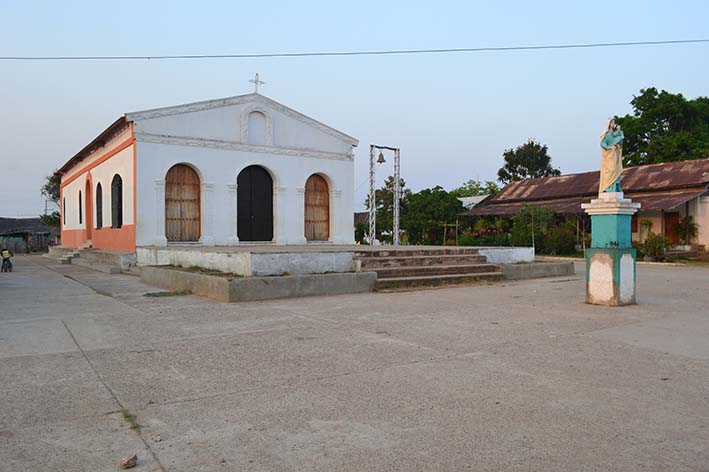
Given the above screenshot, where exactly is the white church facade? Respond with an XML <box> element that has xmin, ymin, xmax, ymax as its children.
<box><xmin>57</xmin><ymin>93</ymin><xmax>358</xmax><ymax>252</ymax></box>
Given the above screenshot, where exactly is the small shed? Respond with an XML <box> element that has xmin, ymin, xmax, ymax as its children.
<box><xmin>0</xmin><ymin>217</ymin><xmax>55</xmax><ymax>253</ymax></box>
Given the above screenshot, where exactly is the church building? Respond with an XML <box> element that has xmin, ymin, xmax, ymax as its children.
<box><xmin>56</xmin><ymin>93</ymin><xmax>358</xmax><ymax>252</ymax></box>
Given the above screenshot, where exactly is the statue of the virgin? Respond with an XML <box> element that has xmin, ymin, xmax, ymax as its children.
<box><xmin>599</xmin><ymin>118</ymin><xmax>624</xmax><ymax>194</ymax></box>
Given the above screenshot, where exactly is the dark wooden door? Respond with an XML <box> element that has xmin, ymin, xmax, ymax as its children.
<box><xmin>165</xmin><ymin>165</ymin><xmax>201</xmax><ymax>242</ymax></box>
<box><xmin>304</xmin><ymin>174</ymin><xmax>329</xmax><ymax>241</ymax></box>
<box><xmin>664</xmin><ymin>212</ymin><xmax>680</xmax><ymax>245</ymax></box>
<box><xmin>237</xmin><ymin>166</ymin><xmax>273</xmax><ymax>241</ymax></box>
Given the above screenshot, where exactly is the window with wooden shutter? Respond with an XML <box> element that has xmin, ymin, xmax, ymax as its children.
<box><xmin>111</xmin><ymin>174</ymin><xmax>123</xmax><ymax>228</ymax></box>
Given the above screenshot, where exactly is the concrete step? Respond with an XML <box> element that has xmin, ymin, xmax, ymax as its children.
<box><xmin>42</xmin><ymin>253</ymin><xmax>77</xmax><ymax>264</ymax></box>
<box><xmin>78</xmin><ymin>249</ymin><xmax>136</xmax><ymax>271</ymax></box>
<box><xmin>355</xmin><ymin>247</ymin><xmax>480</xmax><ymax>258</ymax></box>
<box><xmin>366</xmin><ymin>263</ymin><xmax>500</xmax><ymax>278</ymax></box>
<box><xmin>71</xmin><ymin>257</ymin><xmax>122</xmax><ymax>274</ymax></box>
<box><xmin>375</xmin><ymin>272</ymin><xmax>504</xmax><ymax>290</ymax></box>
<box><xmin>124</xmin><ymin>265</ymin><xmax>142</xmax><ymax>277</ymax></box>
<box><xmin>358</xmin><ymin>254</ymin><xmax>487</xmax><ymax>269</ymax></box>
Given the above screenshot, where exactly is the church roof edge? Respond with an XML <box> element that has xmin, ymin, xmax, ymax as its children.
<box><xmin>126</xmin><ymin>93</ymin><xmax>358</xmax><ymax>147</ymax></box>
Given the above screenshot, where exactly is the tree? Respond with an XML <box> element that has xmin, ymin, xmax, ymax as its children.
<box><xmin>450</xmin><ymin>180</ymin><xmax>500</xmax><ymax>198</ymax></box>
<box><xmin>40</xmin><ymin>171</ymin><xmax>61</xmax><ymax>227</ymax></box>
<box><xmin>510</xmin><ymin>205</ymin><xmax>555</xmax><ymax>249</ymax></box>
<box><xmin>41</xmin><ymin>172</ymin><xmax>61</xmax><ymax>205</ymax></box>
<box><xmin>497</xmin><ymin>139</ymin><xmax>561</xmax><ymax>184</ymax></box>
<box><xmin>615</xmin><ymin>87</ymin><xmax>709</xmax><ymax>166</ymax></box>
<box><xmin>365</xmin><ymin>176</ymin><xmax>411</xmax><ymax>243</ymax></box>
<box><xmin>402</xmin><ymin>186</ymin><xmax>463</xmax><ymax>245</ymax></box>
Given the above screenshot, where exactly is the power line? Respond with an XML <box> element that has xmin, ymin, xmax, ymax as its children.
<box><xmin>1</xmin><ymin>38</ymin><xmax>707</xmax><ymax>61</ymax></box>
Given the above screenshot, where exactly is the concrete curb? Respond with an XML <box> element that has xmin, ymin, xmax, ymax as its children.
<box><xmin>501</xmin><ymin>262</ymin><xmax>576</xmax><ymax>280</ymax></box>
<box><xmin>141</xmin><ymin>266</ymin><xmax>377</xmax><ymax>302</ymax></box>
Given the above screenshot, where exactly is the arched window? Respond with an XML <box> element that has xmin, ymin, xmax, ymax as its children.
<box><xmin>78</xmin><ymin>190</ymin><xmax>82</xmax><ymax>224</ymax></box>
<box><xmin>247</xmin><ymin>111</ymin><xmax>267</xmax><ymax>145</ymax></box>
<box><xmin>95</xmin><ymin>183</ymin><xmax>103</xmax><ymax>229</ymax></box>
<box><xmin>63</xmin><ymin>197</ymin><xmax>66</xmax><ymax>225</ymax></box>
<box><xmin>111</xmin><ymin>174</ymin><xmax>123</xmax><ymax>228</ymax></box>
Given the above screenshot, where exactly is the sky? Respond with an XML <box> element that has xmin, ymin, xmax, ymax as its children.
<box><xmin>1</xmin><ymin>0</ymin><xmax>708</xmax><ymax>216</ymax></box>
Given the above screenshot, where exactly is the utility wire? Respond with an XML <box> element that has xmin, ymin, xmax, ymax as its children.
<box><xmin>1</xmin><ymin>38</ymin><xmax>707</xmax><ymax>61</ymax></box>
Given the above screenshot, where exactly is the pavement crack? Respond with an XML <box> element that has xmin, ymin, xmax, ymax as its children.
<box><xmin>60</xmin><ymin>319</ymin><xmax>167</xmax><ymax>472</ymax></box>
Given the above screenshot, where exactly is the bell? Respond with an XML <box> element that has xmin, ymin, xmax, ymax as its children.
<box><xmin>377</xmin><ymin>152</ymin><xmax>386</xmax><ymax>164</ymax></box>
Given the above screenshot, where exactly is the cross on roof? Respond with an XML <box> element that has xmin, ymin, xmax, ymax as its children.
<box><xmin>249</xmin><ymin>73</ymin><xmax>265</xmax><ymax>94</ymax></box>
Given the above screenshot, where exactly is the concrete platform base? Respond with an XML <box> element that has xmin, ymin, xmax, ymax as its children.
<box><xmin>501</xmin><ymin>262</ymin><xmax>575</xmax><ymax>280</ymax></box>
<box><xmin>141</xmin><ymin>266</ymin><xmax>377</xmax><ymax>302</ymax></box>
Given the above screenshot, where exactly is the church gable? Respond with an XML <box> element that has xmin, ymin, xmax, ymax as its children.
<box><xmin>128</xmin><ymin>94</ymin><xmax>357</xmax><ymax>156</ymax></box>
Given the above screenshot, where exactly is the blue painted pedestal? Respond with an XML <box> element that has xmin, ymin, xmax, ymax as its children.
<box><xmin>582</xmin><ymin>193</ymin><xmax>640</xmax><ymax>306</ymax></box>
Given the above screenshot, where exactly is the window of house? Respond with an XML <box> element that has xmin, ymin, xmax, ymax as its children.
<box><xmin>96</xmin><ymin>183</ymin><xmax>103</xmax><ymax>229</ymax></box>
<box><xmin>111</xmin><ymin>174</ymin><xmax>123</xmax><ymax>228</ymax></box>
<box><xmin>63</xmin><ymin>197</ymin><xmax>66</xmax><ymax>225</ymax></box>
<box><xmin>78</xmin><ymin>190</ymin><xmax>82</xmax><ymax>224</ymax></box>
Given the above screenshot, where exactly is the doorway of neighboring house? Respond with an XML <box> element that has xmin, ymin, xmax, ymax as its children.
<box><xmin>85</xmin><ymin>180</ymin><xmax>93</xmax><ymax>243</ymax></box>
<box><xmin>664</xmin><ymin>212</ymin><xmax>680</xmax><ymax>245</ymax></box>
<box><xmin>165</xmin><ymin>164</ymin><xmax>201</xmax><ymax>242</ymax></box>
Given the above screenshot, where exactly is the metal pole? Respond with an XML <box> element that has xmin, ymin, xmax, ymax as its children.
<box><xmin>393</xmin><ymin>148</ymin><xmax>401</xmax><ymax>245</ymax></box>
<box><xmin>368</xmin><ymin>145</ymin><xmax>376</xmax><ymax>244</ymax></box>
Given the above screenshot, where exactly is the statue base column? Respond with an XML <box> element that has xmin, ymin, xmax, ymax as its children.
<box><xmin>581</xmin><ymin>192</ymin><xmax>641</xmax><ymax>306</ymax></box>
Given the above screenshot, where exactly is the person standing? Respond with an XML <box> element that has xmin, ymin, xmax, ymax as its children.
<box><xmin>1</xmin><ymin>248</ymin><xmax>13</xmax><ymax>272</ymax></box>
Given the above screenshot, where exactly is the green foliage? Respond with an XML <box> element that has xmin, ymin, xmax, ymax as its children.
<box><xmin>41</xmin><ymin>172</ymin><xmax>61</xmax><ymax>204</ymax></box>
<box><xmin>673</xmin><ymin>216</ymin><xmax>699</xmax><ymax>244</ymax></box>
<box><xmin>510</xmin><ymin>205</ymin><xmax>555</xmax><ymax>248</ymax></box>
<box><xmin>39</xmin><ymin>211</ymin><xmax>60</xmax><ymax>228</ymax></box>
<box><xmin>473</xmin><ymin>218</ymin><xmax>492</xmax><ymax>231</ymax></box>
<box><xmin>365</xmin><ymin>176</ymin><xmax>411</xmax><ymax>243</ymax></box>
<box><xmin>450</xmin><ymin>180</ymin><xmax>500</xmax><ymax>198</ymax></box>
<box><xmin>495</xmin><ymin>219</ymin><xmax>511</xmax><ymax>233</ymax></box>
<box><xmin>643</xmin><ymin>232</ymin><xmax>671</xmax><ymax>261</ymax></box>
<box><xmin>403</xmin><ymin>186</ymin><xmax>464</xmax><ymax>245</ymax></box>
<box><xmin>497</xmin><ymin>139</ymin><xmax>561</xmax><ymax>185</ymax></box>
<box><xmin>615</xmin><ymin>87</ymin><xmax>709</xmax><ymax>166</ymax></box>
<box><xmin>354</xmin><ymin>222</ymin><xmax>367</xmax><ymax>244</ymax></box>
<box><xmin>542</xmin><ymin>220</ymin><xmax>577</xmax><ymax>255</ymax></box>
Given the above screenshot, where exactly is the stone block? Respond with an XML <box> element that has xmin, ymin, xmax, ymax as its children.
<box><xmin>585</xmin><ymin>248</ymin><xmax>636</xmax><ymax>306</ymax></box>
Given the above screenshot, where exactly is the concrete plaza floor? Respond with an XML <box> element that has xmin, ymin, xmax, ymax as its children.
<box><xmin>0</xmin><ymin>255</ymin><xmax>707</xmax><ymax>471</ymax></box>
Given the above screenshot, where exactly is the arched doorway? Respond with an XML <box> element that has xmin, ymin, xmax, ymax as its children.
<box><xmin>237</xmin><ymin>165</ymin><xmax>273</xmax><ymax>241</ymax></box>
<box><xmin>85</xmin><ymin>180</ymin><xmax>93</xmax><ymax>241</ymax></box>
<box><xmin>165</xmin><ymin>164</ymin><xmax>201</xmax><ymax>242</ymax></box>
<box><xmin>304</xmin><ymin>174</ymin><xmax>330</xmax><ymax>241</ymax></box>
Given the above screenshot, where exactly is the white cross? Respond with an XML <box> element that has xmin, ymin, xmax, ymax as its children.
<box><xmin>249</xmin><ymin>73</ymin><xmax>264</xmax><ymax>93</ymax></box>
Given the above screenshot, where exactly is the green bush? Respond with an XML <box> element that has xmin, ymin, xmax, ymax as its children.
<box><xmin>510</xmin><ymin>205</ymin><xmax>555</xmax><ymax>248</ymax></box>
<box><xmin>673</xmin><ymin>216</ymin><xmax>699</xmax><ymax>244</ymax></box>
<box><xmin>474</xmin><ymin>218</ymin><xmax>492</xmax><ymax>231</ymax></box>
<box><xmin>542</xmin><ymin>221</ymin><xmax>577</xmax><ymax>255</ymax></box>
<box><xmin>458</xmin><ymin>233</ymin><xmax>478</xmax><ymax>246</ymax></box>
<box><xmin>643</xmin><ymin>232</ymin><xmax>671</xmax><ymax>261</ymax></box>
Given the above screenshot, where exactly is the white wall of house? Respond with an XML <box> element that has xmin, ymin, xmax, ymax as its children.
<box><xmin>694</xmin><ymin>196</ymin><xmax>709</xmax><ymax>246</ymax></box>
<box><xmin>61</xmin><ymin>173</ymin><xmax>86</xmax><ymax>230</ymax></box>
<box><xmin>131</xmin><ymin>94</ymin><xmax>356</xmax><ymax>247</ymax></box>
<box><xmin>89</xmin><ymin>147</ymin><xmax>135</xmax><ymax>228</ymax></box>
<box><xmin>60</xmin><ymin>146</ymin><xmax>135</xmax><ymax>230</ymax></box>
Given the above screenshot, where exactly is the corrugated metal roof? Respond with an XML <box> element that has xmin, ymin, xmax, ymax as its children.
<box><xmin>464</xmin><ymin>158</ymin><xmax>709</xmax><ymax>216</ymax></box>
<box><xmin>467</xmin><ymin>189</ymin><xmax>707</xmax><ymax>216</ymax></box>
<box><xmin>482</xmin><ymin>158</ymin><xmax>709</xmax><ymax>204</ymax></box>
<box><xmin>0</xmin><ymin>217</ymin><xmax>51</xmax><ymax>236</ymax></box>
